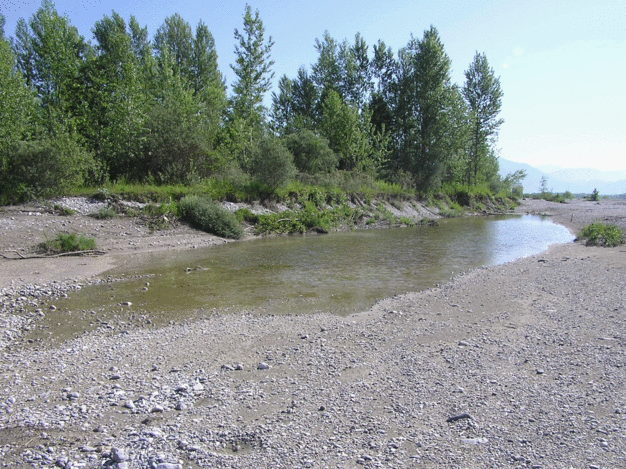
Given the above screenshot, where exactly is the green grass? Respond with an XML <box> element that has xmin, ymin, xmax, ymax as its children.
<box><xmin>578</xmin><ymin>222</ymin><xmax>625</xmax><ymax>247</ymax></box>
<box><xmin>39</xmin><ymin>233</ymin><xmax>96</xmax><ymax>254</ymax></box>
<box><xmin>255</xmin><ymin>203</ymin><xmax>363</xmax><ymax>235</ymax></box>
<box><xmin>89</xmin><ymin>206</ymin><xmax>117</xmax><ymax>219</ymax></box>
<box><xmin>52</xmin><ymin>204</ymin><xmax>76</xmax><ymax>216</ymax></box>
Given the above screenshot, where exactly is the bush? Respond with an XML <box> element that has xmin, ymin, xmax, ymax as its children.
<box><xmin>235</xmin><ymin>208</ymin><xmax>260</xmax><ymax>224</ymax></box>
<box><xmin>53</xmin><ymin>204</ymin><xmax>76</xmax><ymax>216</ymax></box>
<box><xmin>178</xmin><ymin>195</ymin><xmax>243</xmax><ymax>239</ymax></box>
<box><xmin>284</xmin><ymin>130</ymin><xmax>338</xmax><ymax>174</ymax></box>
<box><xmin>39</xmin><ymin>233</ymin><xmax>97</xmax><ymax>254</ymax></box>
<box><xmin>247</xmin><ymin>136</ymin><xmax>297</xmax><ymax>190</ymax></box>
<box><xmin>89</xmin><ymin>206</ymin><xmax>117</xmax><ymax>219</ymax></box>
<box><xmin>0</xmin><ymin>135</ymin><xmax>101</xmax><ymax>204</ymax></box>
<box><xmin>578</xmin><ymin>222</ymin><xmax>625</xmax><ymax>247</ymax></box>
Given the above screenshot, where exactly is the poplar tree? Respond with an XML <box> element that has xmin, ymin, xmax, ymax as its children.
<box><xmin>227</xmin><ymin>4</ymin><xmax>275</xmax><ymax>166</ymax></box>
<box><xmin>395</xmin><ymin>26</ymin><xmax>454</xmax><ymax>187</ymax></box>
<box><xmin>12</xmin><ymin>0</ymin><xmax>89</xmax><ymax>135</ymax></box>
<box><xmin>463</xmin><ymin>52</ymin><xmax>503</xmax><ymax>186</ymax></box>
<box><xmin>84</xmin><ymin>11</ymin><xmax>146</xmax><ymax>179</ymax></box>
<box><xmin>230</xmin><ymin>4</ymin><xmax>274</xmax><ymax>131</ymax></box>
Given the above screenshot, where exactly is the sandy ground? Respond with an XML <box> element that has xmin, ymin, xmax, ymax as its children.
<box><xmin>1</xmin><ymin>198</ymin><xmax>626</xmax><ymax>468</ymax></box>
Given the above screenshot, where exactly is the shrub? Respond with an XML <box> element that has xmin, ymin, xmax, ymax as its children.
<box><xmin>39</xmin><ymin>233</ymin><xmax>96</xmax><ymax>254</ymax></box>
<box><xmin>284</xmin><ymin>130</ymin><xmax>338</xmax><ymax>174</ymax></box>
<box><xmin>235</xmin><ymin>208</ymin><xmax>259</xmax><ymax>224</ymax></box>
<box><xmin>53</xmin><ymin>204</ymin><xmax>76</xmax><ymax>216</ymax></box>
<box><xmin>0</xmin><ymin>135</ymin><xmax>100</xmax><ymax>204</ymax></box>
<box><xmin>247</xmin><ymin>136</ymin><xmax>297</xmax><ymax>190</ymax></box>
<box><xmin>178</xmin><ymin>195</ymin><xmax>243</xmax><ymax>239</ymax></box>
<box><xmin>89</xmin><ymin>206</ymin><xmax>117</xmax><ymax>219</ymax></box>
<box><xmin>578</xmin><ymin>222</ymin><xmax>625</xmax><ymax>247</ymax></box>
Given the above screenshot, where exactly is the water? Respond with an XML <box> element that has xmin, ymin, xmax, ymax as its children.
<box><xmin>64</xmin><ymin>215</ymin><xmax>573</xmax><ymax>321</ymax></box>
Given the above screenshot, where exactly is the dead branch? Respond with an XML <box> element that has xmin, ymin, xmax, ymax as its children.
<box><xmin>1</xmin><ymin>250</ymin><xmax>107</xmax><ymax>260</ymax></box>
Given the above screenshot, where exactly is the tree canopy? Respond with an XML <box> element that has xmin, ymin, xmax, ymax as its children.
<box><xmin>1</xmin><ymin>3</ymin><xmax>509</xmax><ymax>203</ymax></box>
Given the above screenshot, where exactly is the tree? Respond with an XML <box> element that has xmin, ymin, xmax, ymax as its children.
<box><xmin>270</xmin><ymin>75</ymin><xmax>294</xmax><ymax>134</ymax></box>
<box><xmin>142</xmin><ymin>47</ymin><xmax>221</xmax><ymax>184</ymax></box>
<box><xmin>312</xmin><ymin>32</ymin><xmax>372</xmax><ymax>111</ymax></box>
<box><xmin>395</xmin><ymin>26</ymin><xmax>454</xmax><ymax>187</ymax></box>
<box><xmin>152</xmin><ymin>15</ymin><xmax>226</xmax><ymax>155</ymax></box>
<box><xmin>369</xmin><ymin>40</ymin><xmax>397</xmax><ymax>137</ymax></box>
<box><xmin>12</xmin><ymin>1</ymin><xmax>90</xmax><ymax>135</ymax></box>
<box><xmin>0</xmin><ymin>34</ymin><xmax>36</xmax><ymax>169</ymax></box>
<box><xmin>320</xmin><ymin>89</ymin><xmax>384</xmax><ymax>172</ymax></box>
<box><xmin>230</xmin><ymin>4</ymin><xmax>274</xmax><ymax>132</ymax></box>
<box><xmin>271</xmin><ymin>67</ymin><xmax>318</xmax><ymax>134</ymax></box>
<box><xmin>153</xmin><ymin>13</ymin><xmax>194</xmax><ymax>81</ymax></box>
<box><xmin>463</xmin><ymin>52</ymin><xmax>503</xmax><ymax>186</ymax></box>
<box><xmin>81</xmin><ymin>11</ymin><xmax>147</xmax><ymax>179</ymax></box>
<box><xmin>539</xmin><ymin>176</ymin><xmax>549</xmax><ymax>195</ymax></box>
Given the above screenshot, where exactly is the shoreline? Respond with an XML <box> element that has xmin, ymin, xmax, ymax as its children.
<box><xmin>1</xmin><ymin>198</ymin><xmax>626</xmax><ymax>467</ymax></box>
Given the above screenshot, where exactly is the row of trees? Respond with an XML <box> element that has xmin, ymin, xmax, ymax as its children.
<box><xmin>1</xmin><ymin>1</ymin><xmax>506</xmax><ymax>202</ymax></box>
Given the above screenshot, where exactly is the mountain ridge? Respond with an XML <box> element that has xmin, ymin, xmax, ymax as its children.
<box><xmin>498</xmin><ymin>159</ymin><xmax>626</xmax><ymax>195</ymax></box>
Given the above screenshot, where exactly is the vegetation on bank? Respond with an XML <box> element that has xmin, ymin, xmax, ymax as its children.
<box><xmin>578</xmin><ymin>222</ymin><xmax>625</xmax><ymax>247</ymax></box>
<box><xmin>0</xmin><ymin>2</ymin><xmax>522</xmax><ymax>208</ymax></box>
<box><xmin>38</xmin><ymin>232</ymin><xmax>97</xmax><ymax>254</ymax></box>
<box><xmin>62</xmin><ymin>180</ymin><xmax>516</xmax><ymax>239</ymax></box>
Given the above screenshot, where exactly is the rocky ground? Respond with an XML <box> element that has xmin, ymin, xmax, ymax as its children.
<box><xmin>0</xmin><ymin>198</ymin><xmax>625</xmax><ymax>468</ymax></box>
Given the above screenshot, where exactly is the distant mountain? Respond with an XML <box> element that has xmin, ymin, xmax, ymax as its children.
<box><xmin>498</xmin><ymin>159</ymin><xmax>626</xmax><ymax>195</ymax></box>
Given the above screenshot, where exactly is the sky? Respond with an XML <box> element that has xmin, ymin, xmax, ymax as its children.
<box><xmin>1</xmin><ymin>0</ymin><xmax>625</xmax><ymax>171</ymax></box>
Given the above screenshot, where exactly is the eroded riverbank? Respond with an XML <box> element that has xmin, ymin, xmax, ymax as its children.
<box><xmin>1</xmin><ymin>199</ymin><xmax>626</xmax><ymax>468</ymax></box>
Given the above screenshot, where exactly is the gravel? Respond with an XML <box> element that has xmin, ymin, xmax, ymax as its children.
<box><xmin>0</xmin><ymin>198</ymin><xmax>625</xmax><ymax>467</ymax></box>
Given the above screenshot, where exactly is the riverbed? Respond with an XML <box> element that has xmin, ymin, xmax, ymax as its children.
<box><xmin>1</xmin><ymin>199</ymin><xmax>625</xmax><ymax>468</ymax></box>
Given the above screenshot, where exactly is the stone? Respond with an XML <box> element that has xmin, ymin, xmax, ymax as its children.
<box><xmin>258</xmin><ymin>362</ymin><xmax>270</xmax><ymax>370</ymax></box>
<box><xmin>123</xmin><ymin>400</ymin><xmax>136</xmax><ymax>410</ymax></box>
<box><xmin>111</xmin><ymin>447</ymin><xmax>128</xmax><ymax>462</ymax></box>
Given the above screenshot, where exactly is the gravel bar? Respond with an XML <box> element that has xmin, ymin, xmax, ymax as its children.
<box><xmin>0</xmin><ymin>198</ymin><xmax>625</xmax><ymax>468</ymax></box>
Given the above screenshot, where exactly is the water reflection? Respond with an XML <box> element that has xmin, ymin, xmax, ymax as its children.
<box><xmin>67</xmin><ymin>215</ymin><xmax>573</xmax><ymax>319</ymax></box>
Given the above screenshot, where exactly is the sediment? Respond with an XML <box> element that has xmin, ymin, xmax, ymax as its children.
<box><xmin>0</xmin><ymin>198</ymin><xmax>625</xmax><ymax>468</ymax></box>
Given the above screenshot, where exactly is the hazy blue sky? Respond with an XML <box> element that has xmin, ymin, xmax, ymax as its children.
<box><xmin>2</xmin><ymin>0</ymin><xmax>624</xmax><ymax>170</ymax></box>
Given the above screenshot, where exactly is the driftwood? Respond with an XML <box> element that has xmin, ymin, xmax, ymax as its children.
<box><xmin>1</xmin><ymin>250</ymin><xmax>107</xmax><ymax>260</ymax></box>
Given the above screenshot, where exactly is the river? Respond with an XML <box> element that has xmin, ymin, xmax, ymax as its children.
<box><xmin>62</xmin><ymin>214</ymin><xmax>573</xmax><ymax>321</ymax></box>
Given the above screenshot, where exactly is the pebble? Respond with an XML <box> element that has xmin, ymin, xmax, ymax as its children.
<box><xmin>2</xmin><ymin>200</ymin><xmax>626</xmax><ymax>468</ymax></box>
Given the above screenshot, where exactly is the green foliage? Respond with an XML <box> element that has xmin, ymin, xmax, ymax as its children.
<box><xmin>590</xmin><ymin>188</ymin><xmax>599</xmax><ymax>201</ymax></box>
<box><xmin>439</xmin><ymin>203</ymin><xmax>464</xmax><ymax>218</ymax></box>
<box><xmin>246</xmin><ymin>136</ymin><xmax>296</xmax><ymax>190</ymax></box>
<box><xmin>235</xmin><ymin>208</ymin><xmax>259</xmax><ymax>224</ymax></box>
<box><xmin>14</xmin><ymin>1</ymin><xmax>90</xmax><ymax>135</ymax></box>
<box><xmin>229</xmin><ymin>5</ymin><xmax>274</xmax><ymax>132</ymax></box>
<box><xmin>178</xmin><ymin>195</ymin><xmax>243</xmax><ymax>239</ymax></box>
<box><xmin>395</xmin><ymin>27</ymin><xmax>454</xmax><ymax>187</ymax></box>
<box><xmin>492</xmin><ymin>169</ymin><xmax>526</xmax><ymax>198</ymax></box>
<box><xmin>255</xmin><ymin>203</ymin><xmax>361</xmax><ymax>235</ymax></box>
<box><xmin>284</xmin><ymin>130</ymin><xmax>338</xmax><ymax>174</ymax></box>
<box><xmin>320</xmin><ymin>89</ymin><xmax>377</xmax><ymax>172</ymax></box>
<box><xmin>0</xmin><ymin>38</ymin><xmax>36</xmax><ymax>167</ymax></box>
<box><xmin>89</xmin><ymin>206</ymin><xmax>117</xmax><ymax>219</ymax></box>
<box><xmin>39</xmin><ymin>232</ymin><xmax>96</xmax><ymax>254</ymax></box>
<box><xmin>52</xmin><ymin>204</ymin><xmax>76</xmax><ymax>216</ymax></box>
<box><xmin>578</xmin><ymin>222</ymin><xmax>624</xmax><ymax>247</ymax></box>
<box><xmin>0</xmin><ymin>134</ymin><xmax>100</xmax><ymax>204</ymax></box>
<box><xmin>463</xmin><ymin>52</ymin><xmax>503</xmax><ymax>186</ymax></box>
